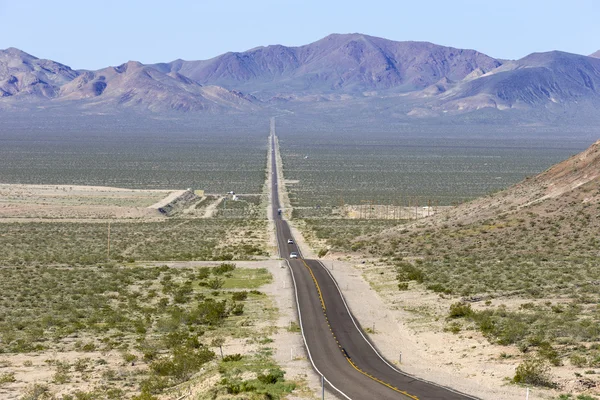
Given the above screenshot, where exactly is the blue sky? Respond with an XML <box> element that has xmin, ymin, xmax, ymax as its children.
<box><xmin>1</xmin><ymin>0</ymin><xmax>598</xmax><ymax>70</ymax></box>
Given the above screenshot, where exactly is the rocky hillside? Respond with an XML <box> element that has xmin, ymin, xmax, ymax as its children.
<box><xmin>0</xmin><ymin>47</ymin><xmax>78</xmax><ymax>98</ymax></box>
<box><xmin>415</xmin><ymin>138</ymin><xmax>600</xmax><ymax>227</ymax></box>
<box><xmin>365</xmin><ymin>139</ymin><xmax>600</xmax><ymax>266</ymax></box>
<box><xmin>416</xmin><ymin>51</ymin><xmax>600</xmax><ymax>113</ymax></box>
<box><xmin>59</xmin><ymin>61</ymin><xmax>258</xmax><ymax>112</ymax></box>
<box><xmin>0</xmin><ymin>49</ymin><xmax>258</xmax><ymax>112</ymax></box>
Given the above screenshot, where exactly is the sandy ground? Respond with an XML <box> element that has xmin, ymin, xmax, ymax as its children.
<box><xmin>202</xmin><ymin>196</ymin><xmax>224</xmax><ymax>218</ymax></box>
<box><xmin>0</xmin><ymin>183</ymin><xmax>174</xmax><ymax>220</ymax></box>
<box><xmin>0</xmin><ymin>344</ymin><xmax>146</xmax><ymax>399</ymax></box>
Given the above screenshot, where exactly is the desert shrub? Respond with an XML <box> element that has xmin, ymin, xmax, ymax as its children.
<box><xmin>231</xmin><ymin>303</ymin><xmax>245</xmax><ymax>316</ymax></box>
<box><xmin>570</xmin><ymin>354</ymin><xmax>588</xmax><ymax>367</ymax></box>
<box><xmin>213</xmin><ymin>263</ymin><xmax>236</xmax><ymax>275</ymax></box>
<box><xmin>448</xmin><ymin>302</ymin><xmax>473</xmax><ymax>318</ymax></box>
<box><xmin>122</xmin><ymin>352</ymin><xmax>138</xmax><ymax>363</ymax></box>
<box><xmin>231</xmin><ymin>291</ymin><xmax>248</xmax><ymax>301</ymax></box>
<box><xmin>427</xmin><ymin>283</ymin><xmax>452</xmax><ymax>294</ymax></box>
<box><xmin>197</xmin><ymin>267</ymin><xmax>211</xmax><ymax>280</ymax></box>
<box><xmin>53</xmin><ymin>361</ymin><xmax>71</xmax><ymax>384</ymax></box>
<box><xmin>512</xmin><ymin>358</ymin><xmax>555</xmax><ymax>387</ymax></box>
<box><xmin>73</xmin><ymin>358</ymin><xmax>90</xmax><ymax>372</ymax></box>
<box><xmin>538</xmin><ymin>342</ymin><xmax>561</xmax><ymax>366</ymax></box>
<box><xmin>139</xmin><ymin>376</ymin><xmax>171</xmax><ymax>395</ymax></box>
<box><xmin>20</xmin><ymin>383</ymin><xmax>52</xmax><ymax>400</ymax></box>
<box><xmin>207</xmin><ymin>277</ymin><xmax>224</xmax><ymax>290</ymax></box>
<box><xmin>444</xmin><ymin>322</ymin><xmax>462</xmax><ymax>334</ymax></box>
<box><xmin>223</xmin><ymin>379</ymin><xmax>256</xmax><ymax>394</ymax></box>
<box><xmin>396</xmin><ymin>262</ymin><xmax>425</xmax><ymax>283</ymax></box>
<box><xmin>0</xmin><ymin>372</ymin><xmax>16</xmax><ymax>385</ymax></box>
<box><xmin>397</xmin><ymin>282</ymin><xmax>409</xmax><ymax>290</ymax></box>
<box><xmin>257</xmin><ymin>368</ymin><xmax>285</xmax><ymax>384</ymax></box>
<box><xmin>193</xmin><ymin>299</ymin><xmax>229</xmax><ymax>325</ymax></box>
<box><xmin>131</xmin><ymin>392</ymin><xmax>159</xmax><ymax>400</ymax></box>
<box><xmin>317</xmin><ymin>248</ymin><xmax>328</xmax><ymax>258</ymax></box>
<box><xmin>222</xmin><ymin>354</ymin><xmax>243</xmax><ymax>362</ymax></box>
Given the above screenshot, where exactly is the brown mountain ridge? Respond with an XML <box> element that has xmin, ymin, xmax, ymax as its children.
<box><xmin>2</xmin><ymin>35</ymin><xmax>600</xmax><ymax>121</ymax></box>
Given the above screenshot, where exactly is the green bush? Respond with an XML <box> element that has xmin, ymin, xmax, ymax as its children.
<box><xmin>512</xmin><ymin>358</ymin><xmax>555</xmax><ymax>388</ymax></box>
<box><xmin>122</xmin><ymin>352</ymin><xmax>138</xmax><ymax>364</ymax></box>
<box><xmin>213</xmin><ymin>263</ymin><xmax>236</xmax><ymax>275</ymax></box>
<box><xmin>0</xmin><ymin>372</ymin><xmax>16</xmax><ymax>385</ymax></box>
<box><xmin>197</xmin><ymin>267</ymin><xmax>211</xmax><ymax>280</ymax></box>
<box><xmin>231</xmin><ymin>303</ymin><xmax>245</xmax><ymax>316</ymax></box>
<box><xmin>427</xmin><ymin>283</ymin><xmax>452</xmax><ymax>294</ymax></box>
<box><xmin>570</xmin><ymin>354</ymin><xmax>588</xmax><ymax>367</ymax></box>
<box><xmin>257</xmin><ymin>368</ymin><xmax>285</xmax><ymax>384</ymax></box>
<box><xmin>231</xmin><ymin>291</ymin><xmax>248</xmax><ymax>301</ymax></box>
<box><xmin>131</xmin><ymin>392</ymin><xmax>159</xmax><ymax>400</ymax></box>
<box><xmin>207</xmin><ymin>277</ymin><xmax>224</xmax><ymax>290</ymax></box>
<box><xmin>222</xmin><ymin>354</ymin><xmax>243</xmax><ymax>362</ymax></box>
<box><xmin>448</xmin><ymin>302</ymin><xmax>473</xmax><ymax>318</ymax></box>
<box><xmin>20</xmin><ymin>383</ymin><xmax>52</xmax><ymax>400</ymax></box>
<box><xmin>396</xmin><ymin>262</ymin><xmax>425</xmax><ymax>283</ymax></box>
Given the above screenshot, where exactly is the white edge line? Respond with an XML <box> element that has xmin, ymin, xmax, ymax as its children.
<box><xmin>271</xmin><ymin>132</ymin><xmax>303</xmax><ymax>260</ymax></box>
<box><xmin>315</xmin><ymin>260</ymin><xmax>481</xmax><ymax>400</ymax></box>
<box><xmin>272</xmin><ymin>130</ymin><xmax>348</xmax><ymax>398</ymax></box>
<box><xmin>285</xmin><ymin>259</ymin><xmax>352</xmax><ymax>400</ymax></box>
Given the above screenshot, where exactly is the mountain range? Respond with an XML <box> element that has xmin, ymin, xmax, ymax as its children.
<box><xmin>1</xmin><ymin>34</ymin><xmax>600</xmax><ymax>125</ymax></box>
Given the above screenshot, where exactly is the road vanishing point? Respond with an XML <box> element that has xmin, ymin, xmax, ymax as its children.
<box><xmin>269</xmin><ymin>123</ymin><xmax>477</xmax><ymax>400</ymax></box>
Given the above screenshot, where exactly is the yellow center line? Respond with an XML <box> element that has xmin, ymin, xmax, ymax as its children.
<box><xmin>300</xmin><ymin>258</ymin><xmax>420</xmax><ymax>400</ymax></box>
<box><xmin>301</xmin><ymin>259</ymin><xmax>326</xmax><ymax>311</ymax></box>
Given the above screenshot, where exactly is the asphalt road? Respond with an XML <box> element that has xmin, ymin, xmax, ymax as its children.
<box><xmin>269</xmin><ymin>131</ymin><xmax>476</xmax><ymax>400</ymax></box>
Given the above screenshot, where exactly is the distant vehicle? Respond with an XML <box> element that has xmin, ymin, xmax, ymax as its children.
<box><xmin>287</xmin><ymin>239</ymin><xmax>294</xmax><ymax>244</ymax></box>
<box><xmin>289</xmin><ymin>252</ymin><xmax>298</xmax><ymax>259</ymax></box>
<box><xmin>277</xmin><ymin>209</ymin><xmax>282</xmax><ymax>215</ymax></box>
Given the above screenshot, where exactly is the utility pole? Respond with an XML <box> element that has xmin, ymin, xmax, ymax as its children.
<box><xmin>415</xmin><ymin>198</ymin><xmax>418</xmax><ymax>220</ymax></box>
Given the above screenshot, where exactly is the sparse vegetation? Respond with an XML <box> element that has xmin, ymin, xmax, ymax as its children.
<box><xmin>280</xmin><ymin>135</ymin><xmax>578</xmax><ymax>209</ymax></box>
<box><xmin>0</xmin><ymin>262</ymin><xmax>281</xmax><ymax>398</ymax></box>
<box><xmin>0</xmin><ymin>219</ymin><xmax>268</xmax><ymax>264</ymax></box>
<box><xmin>0</xmin><ymin>132</ymin><xmax>267</xmax><ymax>194</ymax></box>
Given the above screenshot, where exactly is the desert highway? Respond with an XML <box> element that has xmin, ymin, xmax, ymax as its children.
<box><xmin>269</xmin><ymin>130</ymin><xmax>476</xmax><ymax>400</ymax></box>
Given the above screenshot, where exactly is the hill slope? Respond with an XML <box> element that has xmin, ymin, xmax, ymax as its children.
<box><xmin>419</xmin><ymin>51</ymin><xmax>600</xmax><ymax>113</ymax></box>
<box><xmin>59</xmin><ymin>61</ymin><xmax>258</xmax><ymax>112</ymax></box>
<box><xmin>0</xmin><ymin>50</ymin><xmax>258</xmax><ymax>112</ymax></box>
<box><xmin>362</xmin><ymin>139</ymin><xmax>600</xmax><ymax>292</ymax></box>
<box><xmin>0</xmin><ymin>48</ymin><xmax>78</xmax><ymax>98</ymax></box>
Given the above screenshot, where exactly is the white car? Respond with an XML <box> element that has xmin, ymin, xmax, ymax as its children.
<box><xmin>289</xmin><ymin>252</ymin><xmax>298</xmax><ymax>259</ymax></box>
<box><xmin>287</xmin><ymin>239</ymin><xmax>294</xmax><ymax>244</ymax></box>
